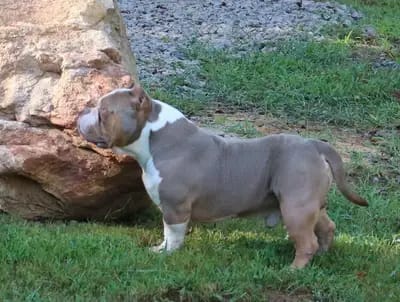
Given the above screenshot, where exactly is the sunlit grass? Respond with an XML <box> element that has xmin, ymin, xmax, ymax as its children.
<box><xmin>1</xmin><ymin>0</ymin><xmax>400</xmax><ymax>300</ymax></box>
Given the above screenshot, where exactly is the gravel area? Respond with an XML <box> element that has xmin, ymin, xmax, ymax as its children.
<box><xmin>117</xmin><ymin>0</ymin><xmax>361</xmax><ymax>84</ymax></box>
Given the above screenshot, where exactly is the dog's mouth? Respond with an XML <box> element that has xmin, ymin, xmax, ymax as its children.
<box><xmin>80</xmin><ymin>133</ymin><xmax>111</xmax><ymax>149</ymax></box>
<box><xmin>77</xmin><ymin>108</ymin><xmax>112</xmax><ymax>149</ymax></box>
<box><xmin>79</xmin><ymin>130</ymin><xmax>111</xmax><ymax>149</ymax></box>
<box><xmin>94</xmin><ymin>140</ymin><xmax>110</xmax><ymax>149</ymax></box>
<box><xmin>81</xmin><ymin>136</ymin><xmax>109</xmax><ymax>148</ymax></box>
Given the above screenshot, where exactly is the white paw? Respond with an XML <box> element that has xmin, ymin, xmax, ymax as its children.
<box><xmin>150</xmin><ymin>241</ymin><xmax>166</xmax><ymax>253</ymax></box>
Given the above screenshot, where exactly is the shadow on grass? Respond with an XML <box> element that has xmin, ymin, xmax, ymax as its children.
<box><xmin>1</xmin><ymin>210</ymin><xmax>399</xmax><ymax>301</ymax></box>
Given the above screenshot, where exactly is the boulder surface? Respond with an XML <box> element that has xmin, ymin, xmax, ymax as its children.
<box><xmin>0</xmin><ymin>0</ymin><xmax>150</xmax><ymax>220</ymax></box>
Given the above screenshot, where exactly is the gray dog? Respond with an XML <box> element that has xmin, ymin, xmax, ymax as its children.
<box><xmin>78</xmin><ymin>84</ymin><xmax>368</xmax><ymax>268</ymax></box>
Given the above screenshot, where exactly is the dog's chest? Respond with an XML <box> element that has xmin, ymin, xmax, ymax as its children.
<box><xmin>142</xmin><ymin>158</ymin><xmax>162</xmax><ymax>206</ymax></box>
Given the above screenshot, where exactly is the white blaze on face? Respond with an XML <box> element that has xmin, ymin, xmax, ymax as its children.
<box><xmin>114</xmin><ymin>99</ymin><xmax>185</xmax><ymax>206</ymax></box>
<box><xmin>79</xmin><ymin>90</ymin><xmax>130</xmax><ymax>137</ymax></box>
<box><xmin>104</xmin><ymin>88</ymin><xmax>132</xmax><ymax>97</ymax></box>
<box><xmin>78</xmin><ymin>108</ymin><xmax>99</xmax><ymax>137</ymax></box>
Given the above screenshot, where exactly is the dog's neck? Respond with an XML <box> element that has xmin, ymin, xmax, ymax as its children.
<box><xmin>113</xmin><ymin>99</ymin><xmax>185</xmax><ymax>167</ymax></box>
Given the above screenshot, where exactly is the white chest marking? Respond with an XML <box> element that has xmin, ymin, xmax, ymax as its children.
<box><xmin>141</xmin><ymin>158</ymin><xmax>162</xmax><ymax>205</ymax></box>
<box><xmin>114</xmin><ymin>100</ymin><xmax>185</xmax><ymax>206</ymax></box>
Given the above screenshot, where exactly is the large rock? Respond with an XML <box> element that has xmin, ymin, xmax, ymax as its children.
<box><xmin>0</xmin><ymin>0</ymin><xmax>150</xmax><ymax>220</ymax></box>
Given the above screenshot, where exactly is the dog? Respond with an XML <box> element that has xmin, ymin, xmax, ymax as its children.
<box><xmin>77</xmin><ymin>84</ymin><xmax>368</xmax><ymax>268</ymax></box>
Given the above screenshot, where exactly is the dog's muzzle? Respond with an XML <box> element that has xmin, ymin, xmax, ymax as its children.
<box><xmin>77</xmin><ymin>108</ymin><xmax>109</xmax><ymax>148</ymax></box>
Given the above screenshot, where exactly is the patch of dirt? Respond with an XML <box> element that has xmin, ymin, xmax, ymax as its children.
<box><xmin>266</xmin><ymin>290</ymin><xmax>313</xmax><ymax>302</ymax></box>
<box><xmin>192</xmin><ymin>108</ymin><xmax>379</xmax><ymax>164</ymax></box>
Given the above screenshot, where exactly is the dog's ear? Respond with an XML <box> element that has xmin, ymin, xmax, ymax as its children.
<box><xmin>129</xmin><ymin>83</ymin><xmax>151</xmax><ymax>112</ymax></box>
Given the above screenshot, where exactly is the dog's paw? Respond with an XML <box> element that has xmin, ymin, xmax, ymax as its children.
<box><xmin>316</xmin><ymin>244</ymin><xmax>329</xmax><ymax>255</ymax></box>
<box><xmin>150</xmin><ymin>241</ymin><xmax>166</xmax><ymax>253</ymax></box>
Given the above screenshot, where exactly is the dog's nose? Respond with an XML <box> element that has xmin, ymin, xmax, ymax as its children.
<box><xmin>77</xmin><ymin>108</ymin><xmax>94</xmax><ymax>135</ymax></box>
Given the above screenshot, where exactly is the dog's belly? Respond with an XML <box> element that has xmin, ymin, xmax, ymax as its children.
<box><xmin>183</xmin><ymin>141</ymin><xmax>277</xmax><ymax>223</ymax></box>
<box><xmin>190</xmin><ymin>192</ymin><xmax>279</xmax><ymax>223</ymax></box>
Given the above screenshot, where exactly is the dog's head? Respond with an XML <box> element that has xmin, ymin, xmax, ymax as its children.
<box><xmin>77</xmin><ymin>84</ymin><xmax>152</xmax><ymax>148</ymax></box>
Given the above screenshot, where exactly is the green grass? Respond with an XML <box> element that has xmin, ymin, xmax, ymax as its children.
<box><xmin>2</xmin><ymin>0</ymin><xmax>400</xmax><ymax>301</ymax></box>
<box><xmin>150</xmin><ymin>40</ymin><xmax>400</xmax><ymax>129</ymax></box>
<box><xmin>1</xmin><ymin>132</ymin><xmax>399</xmax><ymax>301</ymax></box>
<box><xmin>1</xmin><ymin>176</ymin><xmax>399</xmax><ymax>302</ymax></box>
<box><xmin>1</xmin><ymin>172</ymin><xmax>399</xmax><ymax>301</ymax></box>
<box><xmin>147</xmin><ymin>0</ymin><xmax>400</xmax><ymax>129</ymax></box>
<box><xmin>337</xmin><ymin>0</ymin><xmax>400</xmax><ymax>47</ymax></box>
<box><xmin>180</xmin><ymin>40</ymin><xmax>400</xmax><ymax>128</ymax></box>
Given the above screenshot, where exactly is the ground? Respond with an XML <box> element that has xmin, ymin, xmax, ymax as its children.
<box><xmin>1</xmin><ymin>0</ymin><xmax>400</xmax><ymax>301</ymax></box>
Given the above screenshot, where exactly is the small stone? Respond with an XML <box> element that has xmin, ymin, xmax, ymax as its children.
<box><xmin>363</xmin><ymin>25</ymin><xmax>378</xmax><ymax>40</ymax></box>
<box><xmin>156</xmin><ymin>4</ymin><xmax>167</xmax><ymax>10</ymax></box>
<box><xmin>351</xmin><ymin>11</ymin><xmax>363</xmax><ymax>20</ymax></box>
<box><xmin>171</xmin><ymin>51</ymin><xmax>185</xmax><ymax>60</ymax></box>
<box><xmin>248</xmin><ymin>20</ymin><xmax>261</xmax><ymax>28</ymax></box>
<box><xmin>255</xmin><ymin>120</ymin><xmax>264</xmax><ymax>127</ymax></box>
<box><xmin>322</xmin><ymin>13</ymin><xmax>331</xmax><ymax>21</ymax></box>
<box><xmin>371</xmin><ymin>176</ymin><xmax>380</xmax><ymax>184</ymax></box>
<box><xmin>214</xmin><ymin>38</ymin><xmax>232</xmax><ymax>49</ymax></box>
<box><xmin>342</xmin><ymin>19</ymin><xmax>352</xmax><ymax>27</ymax></box>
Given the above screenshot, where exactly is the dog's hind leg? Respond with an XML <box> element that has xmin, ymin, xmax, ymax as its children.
<box><xmin>314</xmin><ymin>208</ymin><xmax>336</xmax><ymax>254</ymax></box>
<box><xmin>280</xmin><ymin>200</ymin><xmax>320</xmax><ymax>269</ymax></box>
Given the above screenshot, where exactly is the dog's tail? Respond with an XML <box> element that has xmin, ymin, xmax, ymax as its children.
<box><xmin>311</xmin><ymin>140</ymin><xmax>368</xmax><ymax>207</ymax></box>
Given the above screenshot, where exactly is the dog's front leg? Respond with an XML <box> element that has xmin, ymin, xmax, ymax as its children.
<box><xmin>151</xmin><ymin>219</ymin><xmax>189</xmax><ymax>253</ymax></box>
